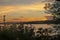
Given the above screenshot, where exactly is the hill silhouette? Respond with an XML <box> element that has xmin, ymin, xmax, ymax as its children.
<box><xmin>0</xmin><ymin>20</ymin><xmax>60</xmax><ymax>24</ymax></box>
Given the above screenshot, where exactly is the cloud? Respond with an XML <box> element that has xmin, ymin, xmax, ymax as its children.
<box><xmin>0</xmin><ymin>2</ymin><xmax>52</xmax><ymax>17</ymax></box>
<box><xmin>0</xmin><ymin>2</ymin><xmax>45</xmax><ymax>15</ymax></box>
<box><xmin>0</xmin><ymin>1</ymin><xmax>53</xmax><ymax>21</ymax></box>
<box><xmin>0</xmin><ymin>0</ymin><xmax>47</xmax><ymax>5</ymax></box>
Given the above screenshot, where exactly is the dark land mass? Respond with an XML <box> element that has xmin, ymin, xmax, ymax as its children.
<box><xmin>0</xmin><ymin>20</ymin><xmax>60</xmax><ymax>24</ymax></box>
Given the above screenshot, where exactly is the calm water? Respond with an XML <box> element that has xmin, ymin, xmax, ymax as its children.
<box><xmin>0</xmin><ymin>24</ymin><xmax>60</xmax><ymax>32</ymax></box>
<box><xmin>24</xmin><ymin>24</ymin><xmax>55</xmax><ymax>29</ymax></box>
<box><xmin>0</xmin><ymin>24</ymin><xmax>59</xmax><ymax>29</ymax></box>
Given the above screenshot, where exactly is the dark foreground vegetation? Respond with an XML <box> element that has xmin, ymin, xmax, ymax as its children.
<box><xmin>0</xmin><ymin>24</ymin><xmax>60</xmax><ymax>40</ymax></box>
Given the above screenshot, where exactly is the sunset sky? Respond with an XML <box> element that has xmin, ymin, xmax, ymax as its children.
<box><xmin>0</xmin><ymin>0</ymin><xmax>55</xmax><ymax>22</ymax></box>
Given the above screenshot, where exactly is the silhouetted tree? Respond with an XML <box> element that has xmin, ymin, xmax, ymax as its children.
<box><xmin>49</xmin><ymin>1</ymin><xmax>60</xmax><ymax>20</ymax></box>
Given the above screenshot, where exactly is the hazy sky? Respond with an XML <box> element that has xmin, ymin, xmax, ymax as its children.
<box><xmin>0</xmin><ymin>0</ymin><xmax>54</xmax><ymax>22</ymax></box>
<box><xmin>0</xmin><ymin>0</ymin><xmax>49</xmax><ymax>5</ymax></box>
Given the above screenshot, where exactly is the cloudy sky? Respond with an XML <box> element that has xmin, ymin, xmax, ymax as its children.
<box><xmin>0</xmin><ymin>0</ymin><xmax>54</xmax><ymax>22</ymax></box>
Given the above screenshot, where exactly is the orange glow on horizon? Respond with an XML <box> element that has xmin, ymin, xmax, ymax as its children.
<box><xmin>0</xmin><ymin>2</ymin><xmax>53</xmax><ymax>22</ymax></box>
<box><xmin>0</xmin><ymin>16</ymin><xmax>48</xmax><ymax>22</ymax></box>
<box><xmin>0</xmin><ymin>2</ymin><xmax>45</xmax><ymax>15</ymax></box>
<box><xmin>6</xmin><ymin>16</ymin><xmax>48</xmax><ymax>22</ymax></box>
